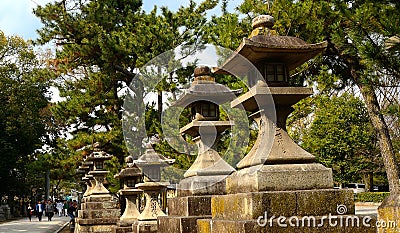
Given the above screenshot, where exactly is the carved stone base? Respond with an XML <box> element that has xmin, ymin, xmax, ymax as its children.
<box><xmin>75</xmin><ymin>193</ymin><xmax>120</xmax><ymax>233</ymax></box>
<box><xmin>211</xmin><ymin>189</ymin><xmax>355</xmax><ymax>219</ymax></box>
<box><xmin>158</xmin><ymin>215</ymin><xmax>211</xmax><ymax>233</ymax></box>
<box><xmin>197</xmin><ymin>189</ymin><xmax>376</xmax><ymax>233</ymax></box>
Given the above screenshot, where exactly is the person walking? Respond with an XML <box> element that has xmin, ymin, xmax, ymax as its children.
<box><xmin>45</xmin><ymin>199</ymin><xmax>55</xmax><ymax>221</ymax></box>
<box><xmin>27</xmin><ymin>204</ymin><xmax>33</xmax><ymax>222</ymax></box>
<box><xmin>67</xmin><ymin>201</ymin><xmax>77</xmax><ymax>220</ymax></box>
<box><xmin>63</xmin><ymin>200</ymin><xmax>69</xmax><ymax>217</ymax></box>
<box><xmin>35</xmin><ymin>200</ymin><xmax>44</xmax><ymax>221</ymax></box>
<box><xmin>56</xmin><ymin>200</ymin><xmax>63</xmax><ymax>217</ymax></box>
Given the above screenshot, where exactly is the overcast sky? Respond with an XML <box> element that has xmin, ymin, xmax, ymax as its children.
<box><xmin>0</xmin><ymin>0</ymin><xmax>240</xmax><ymax>41</ymax></box>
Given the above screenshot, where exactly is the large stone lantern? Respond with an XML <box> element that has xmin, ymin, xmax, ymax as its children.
<box><xmin>78</xmin><ymin>161</ymin><xmax>94</xmax><ymax>199</ymax></box>
<box><xmin>214</xmin><ymin>14</ymin><xmax>333</xmax><ymax>192</ymax></box>
<box><xmin>132</xmin><ymin>144</ymin><xmax>174</xmax><ymax>233</ymax></box>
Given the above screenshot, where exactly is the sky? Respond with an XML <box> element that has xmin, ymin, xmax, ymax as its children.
<box><xmin>0</xmin><ymin>0</ymin><xmax>241</xmax><ymax>41</ymax></box>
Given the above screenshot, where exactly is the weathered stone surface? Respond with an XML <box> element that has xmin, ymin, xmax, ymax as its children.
<box><xmin>377</xmin><ymin>194</ymin><xmax>400</xmax><ymax>233</ymax></box>
<box><xmin>183</xmin><ymin>144</ymin><xmax>235</xmax><ymax>178</ymax></box>
<box><xmin>158</xmin><ymin>216</ymin><xmax>211</xmax><ymax>233</ymax></box>
<box><xmin>168</xmin><ymin>196</ymin><xmax>212</xmax><ymax>216</ymax></box>
<box><xmin>78</xmin><ymin>208</ymin><xmax>121</xmax><ymax>219</ymax></box>
<box><xmin>84</xmin><ymin>194</ymin><xmax>116</xmax><ymax>203</ymax></box>
<box><xmin>81</xmin><ymin>200</ymin><xmax>118</xmax><ymax>210</ymax></box>
<box><xmin>113</xmin><ymin>224</ymin><xmax>134</xmax><ymax>233</ymax></box>
<box><xmin>76</xmin><ymin>217</ymin><xmax>119</xmax><ymax>225</ymax></box>
<box><xmin>211</xmin><ymin>191</ymin><xmax>296</xmax><ymax>220</ymax></box>
<box><xmin>211</xmin><ymin>189</ymin><xmax>354</xmax><ymax>220</ymax></box>
<box><xmin>75</xmin><ymin>223</ymin><xmax>119</xmax><ymax>233</ymax></box>
<box><xmin>177</xmin><ymin>176</ymin><xmax>228</xmax><ymax>197</ymax></box>
<box><xmin>226</xmin><ymin>163</ymin><xmax>333</xmax><ymax>193</ymax></box>
<box><xmin>296</xmin><ymin>189</ymin><xmax>355</xmax><ymax>216</ymax></box>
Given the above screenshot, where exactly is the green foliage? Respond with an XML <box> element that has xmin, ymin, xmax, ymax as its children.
<box><xmin>296</xmin><ymin>94</ymin><xmax>379</xmax><ymax>184</ymax></box>
<box><xmin>355</xmin><ymin>192</ymin><xmax>390</xmax><ymax>203</ymax></box>
<box><xmin>0</xmin><ymin>31</ymin><xmax>51</xmax><ymax>196</ymax></box>
<box><xmin>34</xmin><ymin>0</ymin><xmax>219</xmax><ymax>192</ymax></box>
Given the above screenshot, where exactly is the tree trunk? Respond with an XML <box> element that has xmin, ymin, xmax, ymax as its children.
<box><xmin>357</xmin><ymin>82</ymin><xmax>400</xmax><ymax>194</ymax></box>
<box><xmin>158</xmin><ymin>90</ymin><xmax>162</xmax><ymax>122</ymax></box>
<box><xmin>157</xmin><ymin>66</ymin><xmax>163</xmax><ymax>122</ymax></box>
<box><xmin>45</xmin><ymin>169</ymin><xmax>50</xmax><ymax>200</ymax></box>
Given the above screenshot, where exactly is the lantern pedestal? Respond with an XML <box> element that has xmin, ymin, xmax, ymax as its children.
<box><xmin>132</xmin><ymin>182</ymin><xmax>169</xmax><ymax>233</ymax></box>
<box><xmin>113</xmin><ymin>189</ymin><xmax>142</xmax><ymax>233</ymax></box>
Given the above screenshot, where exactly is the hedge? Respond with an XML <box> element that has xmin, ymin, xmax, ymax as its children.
<box><xmin>354</xmin><ymin>192</ymin><xmax>390</xmax><ymax>203</ymax></box>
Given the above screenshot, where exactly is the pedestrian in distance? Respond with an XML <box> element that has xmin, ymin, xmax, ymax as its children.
<box><xmin>27</xmin><ymin>203</ymin><xmax>33</xmax><ymax>222</ymax></box>
<box><xmin>63</xmin><ymin>200</ymin><xmax>69</xmax><ymax>217</ymax></box>
<box><xmin>67</xmin><ymin>201</ymin><xmax>77</xmax><ymax>220</ymax></box>
<box><xmin>45</xmin><ymin>199</ymin><xmax>55</xmax><ymax>221</ymax></box>
<box><xmin>35</xmin><ymin>200</ymin><xmax>44</xmax><ymax>221</ymax></box>
<box><xmin>56</xmin><ymin>200</ymin><xmax>63</xmax><ymax>217</ymax></box>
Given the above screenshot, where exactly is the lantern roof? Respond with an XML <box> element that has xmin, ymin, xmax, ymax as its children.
<box><xmin>84</xmin><ymin>142</ymin><xmax>113</xmax><ymax>161</ymax></box>
<box><xmin>214</xmin><ymin>15</ymin><xmax>327</xmax><ymax>76</ymax></box>
<box><xmin>115</xmin><ymin>156</ymin><xmax>142</xmax><ymax>179</ymax></box>
<box><xmin>173</xmin><ymin>66</ymin><xmax>241</xmax><ymax>107</ymax></box>
<box><xmin>135</xmin><ymin>144</ymin><xmax>175</xmax><ymax>168</ymax></box>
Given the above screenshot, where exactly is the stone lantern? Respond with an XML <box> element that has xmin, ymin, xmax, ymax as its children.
<box><xmin>132</xmin><ymin>144</ymin><xmax>174</xmax><ymax>233</ymax></box>
<box><xmin>173</xmin><ymin>66</ymin><xmax>237</xmax><ymax>195</ymax></box>
<box><xmin>158</xmin><ymin>66</ymin><xmax>238</xmax><ymax>233</ymax></box>
<box><xmin>113</xmin><ymin>156</ymin><xmax>142</xmax><ymax>233</ymax></box>
<box><xmin>85</xmin><ymin>147</ymin><xmax>113</xmax><ymax>195</ymax></box>
<box><xmin>213</xmin><ymin>14</ymin><xmax>333</xmax><ymax>192</ymax></box>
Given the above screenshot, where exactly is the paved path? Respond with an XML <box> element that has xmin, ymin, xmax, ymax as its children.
<box><xmin>0</xmin><ymin>215</ymin><xmax>68</xmax><ymax>233</ymax></box>
<box><xmin>355</xmin><ymin>202</ymin><xmax>379</xmax><ymax>216</ymax></box>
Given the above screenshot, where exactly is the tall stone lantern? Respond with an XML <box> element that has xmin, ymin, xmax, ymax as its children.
<box><xmin>213</xmin><ymin>14</ymin><xmax>333</xmax><ymax>192</ymax></box>
<box><xmin>158</xmin><ymin>66</ymin><xmax>238</xmax><ymax>233</ymax></box>
<box><xmin>172</xmin><ymin>66</ymin><xmax>237</xmax><ymax>196</ymax></box>
<box><xmin>132</xmin><ymin>144</ymin><xmax>174</xmax><ymax>233</ymax></box>
<box><xmin>113</xmin><ymin>156</ymin><xmax>142</xmax><ymax>233</ymax></box>
<box><xmin>196</xmin><ymin>15</ymin><xmax>374</xmax><ymax>232</ymax></box>
<box><xmin>85</xmin><ymin>149</ymin><xmax>113</xmax><ymax>195</ymax></box>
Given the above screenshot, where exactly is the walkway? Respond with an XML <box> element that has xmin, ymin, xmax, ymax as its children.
<box><xmin>0</xmin><ymin>215</ymin><xmax>69</xmax><ymax>233</ymax></box>
<box><xmin>355</xmin><ymin>202</ymin><xmax>380</xmax><ymax>216</ymax></box>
